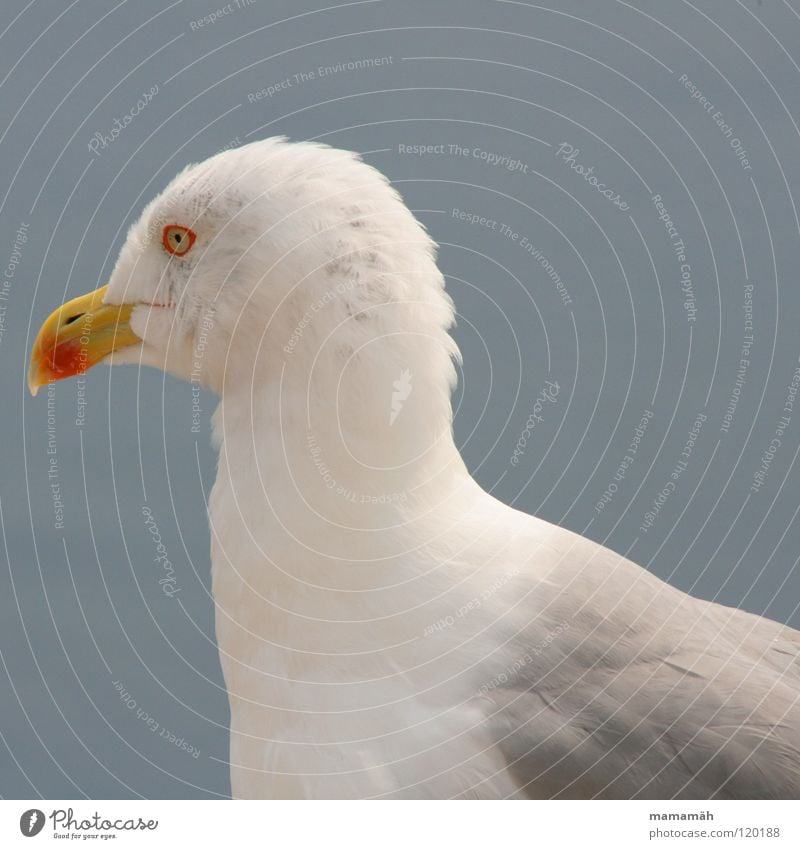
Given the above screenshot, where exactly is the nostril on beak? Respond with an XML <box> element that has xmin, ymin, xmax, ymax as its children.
<box><xmin>63</xmin><ymin>312</ymin><xmax>85</xmax><ymax>326</ymax></box>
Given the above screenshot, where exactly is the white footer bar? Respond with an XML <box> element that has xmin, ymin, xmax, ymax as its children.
<box><xmin>2</xmin><ymin>799</ymin><xmax>797</xmax><ymax>847</ymax></box>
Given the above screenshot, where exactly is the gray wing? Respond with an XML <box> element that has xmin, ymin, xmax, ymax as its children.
<box><xmin>481</xmin><ymin>535</ymin><xmax>800</xmax><ymax>799</ymax></box>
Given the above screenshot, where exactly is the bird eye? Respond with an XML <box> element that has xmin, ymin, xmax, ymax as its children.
<box><xmin>162</xmin><ymin>224</ymin><xmax>196</xmax><ymax>257</ymax></box>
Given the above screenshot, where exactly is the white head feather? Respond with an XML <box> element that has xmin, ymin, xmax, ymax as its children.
<box><xmin>107</xmin><ymin>138</ymin><xmax>459</xmax><ymax>463</ymax></box>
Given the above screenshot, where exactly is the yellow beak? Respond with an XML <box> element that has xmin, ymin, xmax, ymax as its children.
<box><xmin>28</xmin><ymin>284</ymin><xmax>140</xmax><ymax>396</ymax></box>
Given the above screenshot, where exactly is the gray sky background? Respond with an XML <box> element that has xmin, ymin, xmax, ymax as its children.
<box><xmin>2</xmin><ymin>0</ymin><xmax>800</xmax><ymax>799</ymax></box>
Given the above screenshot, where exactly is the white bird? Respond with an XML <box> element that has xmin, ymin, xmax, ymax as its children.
<box><xmin>29</xmin><ymin>137</ymin><xmax>800</xmax><ymax>799</ymax></box>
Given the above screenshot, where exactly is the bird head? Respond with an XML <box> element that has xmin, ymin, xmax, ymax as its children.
<box><xmin>28</xmin><ymin>137</ymin><xmax>459</xmax><ymax>408</ymax></box>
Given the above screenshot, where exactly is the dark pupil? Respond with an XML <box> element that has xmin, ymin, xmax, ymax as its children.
<box><xmin>174</xmin><ymin>232</ymin><xmax>182</xmax><ymax>242</ymax></box>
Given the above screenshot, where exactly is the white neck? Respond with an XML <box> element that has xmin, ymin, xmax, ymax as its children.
<box><xmin>205</xmin><ymin>315</ymin><xmax>516</xmax><ymax>800</ymax></box>
<box><xmin>211</xmin><ymin>338</ymin><xmax>471</xmax><ymax>539</ymax></box>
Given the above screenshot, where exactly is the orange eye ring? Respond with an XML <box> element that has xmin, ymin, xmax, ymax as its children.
<box><xmin>162</xmin><ymin>224</ymin><xmax>197</xmax><ymax>256</ymax></box>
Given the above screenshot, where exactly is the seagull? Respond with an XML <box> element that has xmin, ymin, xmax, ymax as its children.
<box><xmin>29</xmin><ymin>137</ymin><xmax>800</xmax><ymax>799</ymax></box>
